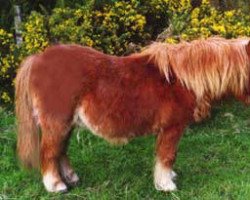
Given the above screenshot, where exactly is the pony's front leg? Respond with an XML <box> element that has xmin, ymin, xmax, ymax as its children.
<box><xmin>154</xmin><ymin>125</ymin><xmax>185</xmax><ymax>192</ymax></box>
<box><xmin>40</xmin><ymin>120</ymin><xmax>70</xmax><ymax>193</ymax></box>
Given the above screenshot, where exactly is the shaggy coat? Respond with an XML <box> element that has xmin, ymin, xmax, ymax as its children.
<box><xmin>142</xmin><ymin>37</ymin><xmax>250</xmax><ymax>121</ymax></box>
<box><xmin>15</xmin><ymin>37</ymin><xmax>250</xmax><ymax>192</ymax></box>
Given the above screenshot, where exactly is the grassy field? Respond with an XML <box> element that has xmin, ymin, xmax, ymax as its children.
<box><xmin>1</xmin><ymin>99</ymin><xmax>250</xmax><ymax>200</ymax></box>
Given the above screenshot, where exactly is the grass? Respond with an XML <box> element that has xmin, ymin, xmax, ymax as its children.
<box><xmin>1</xmin><ymin>99</ymin><xmax>250</xmax><ymax>199</ymax></box>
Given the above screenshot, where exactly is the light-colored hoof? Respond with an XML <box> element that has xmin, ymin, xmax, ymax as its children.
<box><xmin>155</xmin><ymin>179</ymin><xmax>177</xmax><ymax>192</ymax></box>
<box><xmin>154</xmin><ymin>160</ymin><xmax>177</xmax><ymax>192</ymax></box>
<box><xmin>43</xmin><ymin>173</ymin><xmax>68</xmax><ymax>193</ymax></box>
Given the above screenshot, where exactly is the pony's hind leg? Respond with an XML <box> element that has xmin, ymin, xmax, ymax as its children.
<box><xmin>154</xmin><ymin>125</ymin><xmax>185</xmax><ymax>192</ymax></box>
<box><xmin>59</xmin><ymin>129</ymin><xmax>79</xmax><ymax>186</ymax></box>
<box><xmin>40</xmin><ymin>118</ymin><xmax>71</xmax><ymax>193</ymax></box>
<box><xmin>60</xmin><ymin>155</ymin><xmax>79</xmax><ymax>186</ymax></box>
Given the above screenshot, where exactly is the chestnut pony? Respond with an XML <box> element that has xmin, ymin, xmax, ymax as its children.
<box><xmin>15</xmin><ymin>37</ymin><xmax>250</xmax><ymax>192</ymax></box>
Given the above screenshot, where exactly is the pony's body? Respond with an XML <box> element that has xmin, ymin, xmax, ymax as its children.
<box><xmin>16</xmin><ymin>44</ymin><xmax>195</xmax><ymax>192</ymax></box>
<box><xmin>31</xmin><ymin>45</ymin><xmax>194</xmax><ymax>142</ymax></box>
<box><xmin>15</xmin><ymin>37</ymin><xmax>250</xmax><ymax>193</ymax></box>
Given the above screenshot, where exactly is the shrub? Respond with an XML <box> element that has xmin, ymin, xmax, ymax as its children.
<box><xmin>0</xmin><ymin>12</ymin><xmax>49</xmax><ymax>105</ymax></box>
<box><xmin>168</xmin><ymin>0</ymin><xmax>250</xmax><ymax>42</ymax></box>
<box><xmin>0</xmin><ymin>29</ymin><xmax>16</xmax><ymax>104</ymax></box>
<box><xmin>91</xmin><ymin>1</ymin><xmax>147</xmax><ymax>54</ymax></box>
<box><xmin>49</xmin><ymin>1</ymin><xmax>147</xmax><ymax>55</ymax></box>
<box><xmin>48</xmin><ymin>8</ymin><xmax>94</xmax><ymax>47</ymax></box>
<box><xmin>20</xmin><ymin>12</ymin><xmax>49</xmax><ymax>56</ymax></box>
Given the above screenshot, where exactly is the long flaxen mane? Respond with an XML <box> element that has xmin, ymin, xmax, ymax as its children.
<box><xmin>142</xmin><ymin>37</ymin><xmax>250</xmax><ymax>101</ymax></box>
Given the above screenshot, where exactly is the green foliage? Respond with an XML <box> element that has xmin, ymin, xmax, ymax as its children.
<box><xmin>91</xmin><ymin>1</ymin><xmax>147</xmax><ymax>54</ymax></box>
<box><xmin>0</xmin><ymin>13</ymin><xmax>49</xmax><ymax>105</ymax></box>
<box><xmin>168</xmin><ymin>0</ymin><xmax>250</xmax><ymax>42</ymax></box>
<box><xmin>133</xmin><ymin>0</ymin><xmax>174</xmax><ymax>37</ymax></box>
<box><xmin>21</xmin><ymin>12</ymin><xmax>49</xmax><ymax>56</ymax></box>
<box><xmin>0</xmin><ymin>29</ymin><xmax>16</xmax><ymax>104</ymax></box>
<box><xmin>48</xmin><ymin>8</ymin><xmax>94</xmax><ymax>47</ymax></box>
<box><xmin>48</xmin><ymin>2</ymin><xmax>147</xmax><ymax>54</ymax></box>
<box><xmin>0</xmin><ymin>0</ymin><xmax>13</xmax><ymax>31</ymax></box>
<box><xmin>184</xmin><ymin>0</ymin><xmax>250</xmax><ymax>39</ymax></box>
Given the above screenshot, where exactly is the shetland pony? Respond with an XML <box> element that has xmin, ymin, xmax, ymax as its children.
<box><xmin>15</xmin><ymin>37</ymin><xmax>250</xmax><ymax>193</ymax></box>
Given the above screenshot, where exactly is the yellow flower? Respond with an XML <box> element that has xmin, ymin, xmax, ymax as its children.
<box><xmin>212</xmin><ymin>24</ymin><xmax>226</xmax><ymax>34</ymax></box>
<box><xmin>1</xmin><ymin>92</ymin><xmax>11</xmax><ymax>103</ymax></box>
<box><xmin>191</xmin><ymin>19</ymin><xmax>199</xmax><ymax>26</ymax></box>
<box><xmin>165</xmin><ymin>37</ymin><xmax>177</xmax><ymax>44</ymax></box>
<box><xmin>224</xmin><ymin>10</ymin><xmax>235</xmax><ymax>18</ymax></box>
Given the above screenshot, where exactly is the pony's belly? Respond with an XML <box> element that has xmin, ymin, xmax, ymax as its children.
<box><xmin>74</xmin><ymin>107</ymin><xmax>129</xmax><ymax>145</ymax></box>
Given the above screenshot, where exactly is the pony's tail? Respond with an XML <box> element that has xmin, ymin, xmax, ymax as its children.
<box><xmin>15</xmin><ymin>55</ymin><xmax>40</xmax><ymax>169</ymax></box>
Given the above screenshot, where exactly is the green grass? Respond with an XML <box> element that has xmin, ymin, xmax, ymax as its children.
<box><xmin>1</xmin><ymin>99</ymin><xmax>250</xmax><ymax>199</ymax></box>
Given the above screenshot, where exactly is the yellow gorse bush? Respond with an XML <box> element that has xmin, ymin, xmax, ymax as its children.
<box><xmin>21</xmin><ymin>12</ymin><xmax>49</xmax><ymax>56</ymax></box>
<box><xmin>92</xmin><ymin>1</ymin><xmax>147</xmax><ymax>54</ymax></box>
<box><xmin>48</xmin><ymin>1</ymin><xmax>147</xmax><ymax>55</ymax></box>
<box><xmin>167</xmin><ymin>0</ymin><xmax>250</xmax><ymax>43</ymax></box>
<box><xmin>49</xmin><ymin>8</ymin><xmax>94</xmax><ymax>47</ymax></box>
<box><xmin>0</xmin><ymin>29</ymin><xmax>16</xmax><ymax>104</ymax></box>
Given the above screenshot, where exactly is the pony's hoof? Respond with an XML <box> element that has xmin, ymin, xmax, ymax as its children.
<box><xmin>154</xmin><ymin>161</ymin><xmax>177</xmax><ymax>192</ymax></box>
<box><xmin>65</xmin><ymin>172</ymin><xmax>80</xmax><ymax>186</ymax></box>
<box><xmin>155</xmin><ymin>179</ymin><xmax>177</xmax><ymax>192</ymax></box>
<box><xmin>55</xmin><ymin>182</ymin><xmax>68</xmax><ymax>193</ymax></box>
<box><xmin>43</xmin><ymin>173</ymin><xmax>68</xmax><ymax>193</ymax></box>
<box><xmin>55</xmin><ymin>183</ymin><xmax>68</xmax><ymax>193</ymax></box>
<box><xmin>45</xmin><ymin>181</ymin><xmax>68</xmax><ymax>193</ymax></box>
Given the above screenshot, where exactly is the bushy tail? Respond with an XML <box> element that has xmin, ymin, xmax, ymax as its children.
<box><xmin>15</xmin><ymin>55</ymin><xmax>40</xmax><ymax>169</ymax></box>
